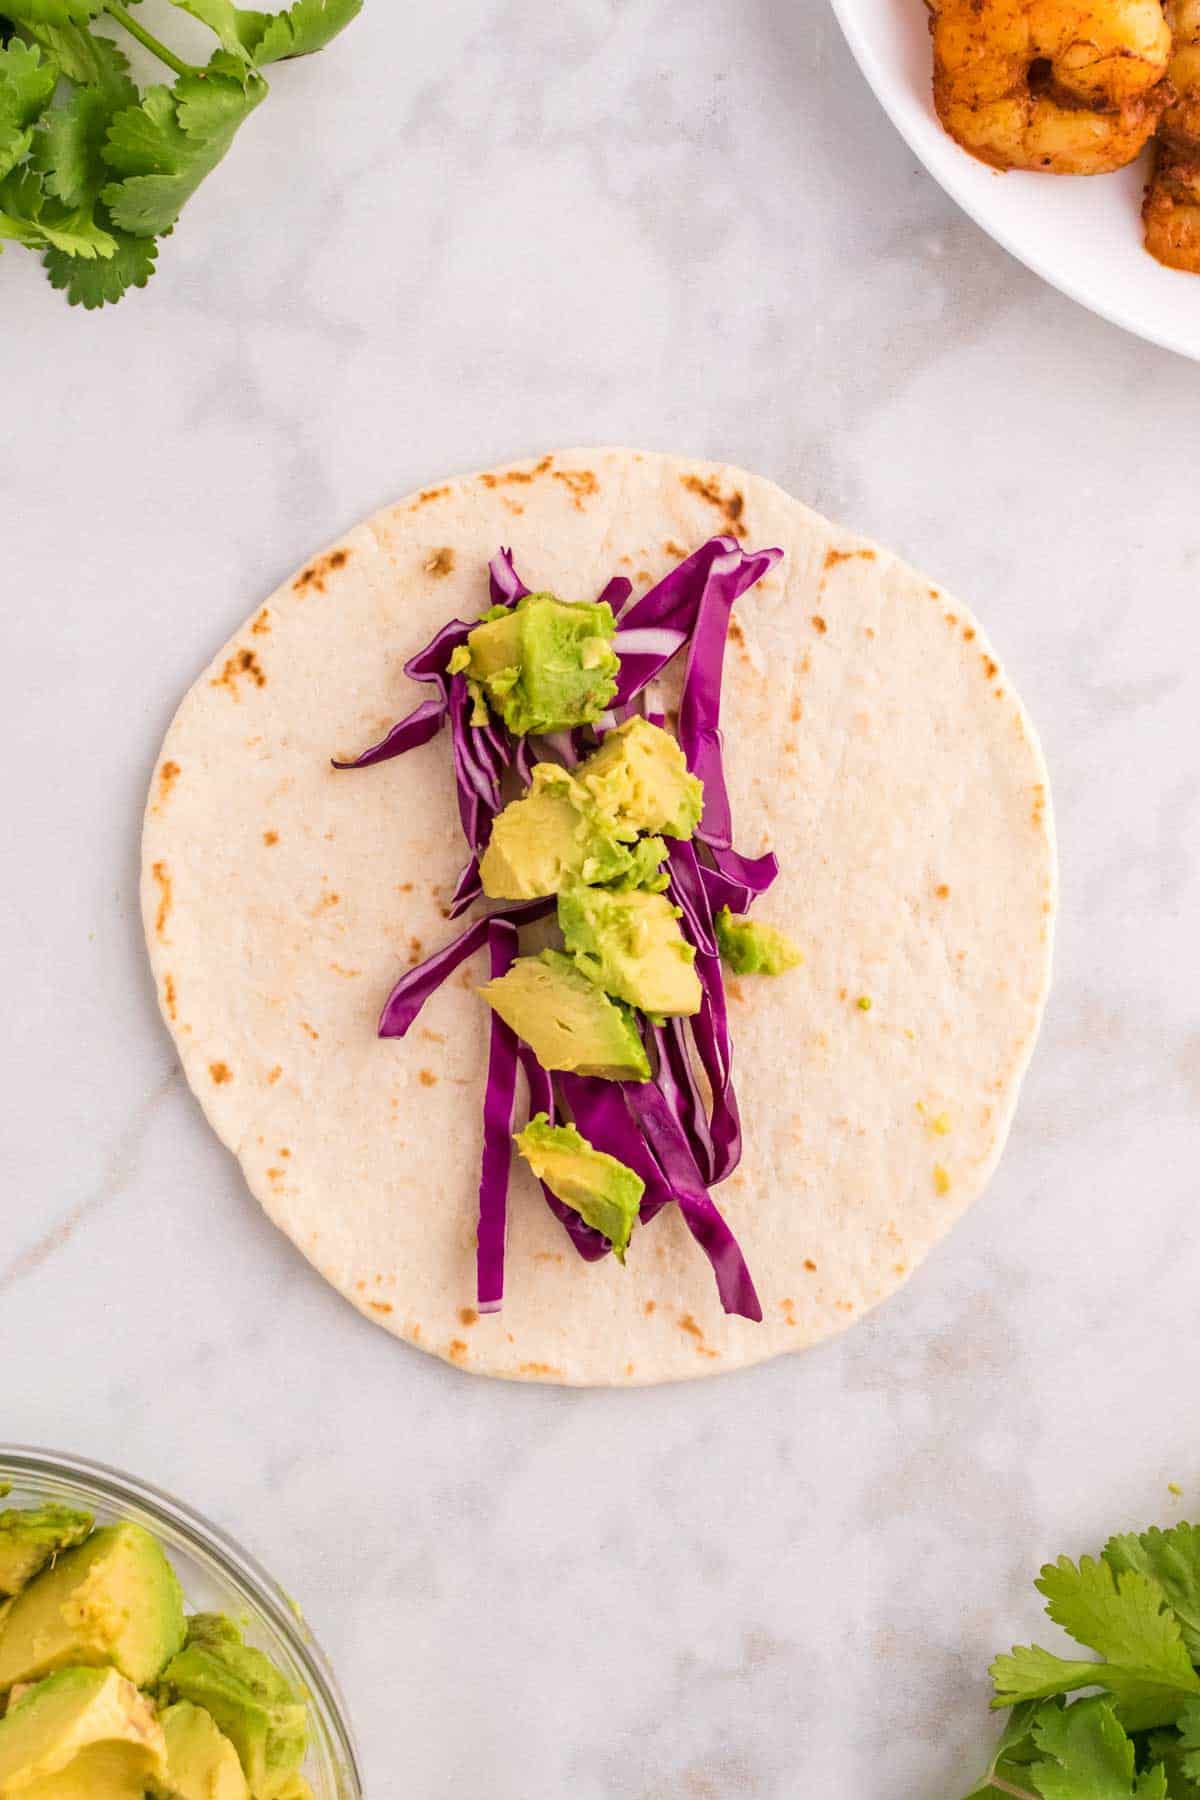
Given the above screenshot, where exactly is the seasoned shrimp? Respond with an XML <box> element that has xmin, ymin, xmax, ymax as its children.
<box><xmin>932</xmin><ymin>0</ymin><xmax>1173</xmax><ymax>173</ymax></box>
<box><xmin>1145</xmin><ymin>0</ymin><xmax>1200</xmax><ymax>269</ymax></box>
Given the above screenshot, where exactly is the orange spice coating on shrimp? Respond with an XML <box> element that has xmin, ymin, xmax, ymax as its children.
<box><xmin>1145</xmin><ymin>0</ymin><xmax>1200</xmax><ymax>269</ymax></box>
<box><xmin>932</xmin><ymin>0</ymin><xmax>1173</xmax><ymax>174</ymax></box>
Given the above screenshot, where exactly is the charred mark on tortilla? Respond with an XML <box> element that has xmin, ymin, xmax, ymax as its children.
<box><xmin>552</xmin><ymin>468</ymin><xmax>599</xmax><ymax>509</ymax></box>
<box><xmin>479</xmin><ymin>455</ymin><xmax>554</xmax><ymax>489</ymax></box>
<box><xmin>680</xmin><ymin>473</ymin><xmax>746</xmax><ymax>535</ymax></box>
<box><xmin>152</xmin><ymin>860</ymin><xmax>172</xmax><ymax>940</ymax></box>
<box><xmin>211</xmin><ymin>647</ymin><xmax>266</xmax><ymax>697</ymax></box>
<box><xmin>155</xmin><ymin>760</ymin><xmax>181</xmax><ymax>811</ymax></box>
<box><xmin>293</xmin><ymin>547</ymin><xmax>350</xmax><ymax>595</ymax></box>
<box><xmin>425</xmin><ymin>547</ymin><xmax>455</xmax><ymax>577</ymax></box>
<box><xmin>824</xmin><ymin>546</ymin><xmax>877</xmax><ymax>569</ymax></box>
<box><xmin>209</xmin><ymin>1061</ymin><xmax>232</xmax><ymax>1084</ymax></box>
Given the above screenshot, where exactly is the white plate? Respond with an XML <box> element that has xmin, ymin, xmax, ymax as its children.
<box><xmin>830</xmin><ymin>0</ymin><xmax>1200</xmax><ymax>359</ymax></box>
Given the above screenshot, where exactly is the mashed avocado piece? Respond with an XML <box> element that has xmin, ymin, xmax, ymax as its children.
<box><xmin>515</xmin><ymin>1114</ymin><xmax>644</xmax><ymax>1260</ymax></box>
<box><xmin>159</xmin><ymin>1615</ymin><xmax>307</xmax><ymax>1799</ymax></box>
<box><xmin>161</xmin><ymin>1701</ymin><xmax>249</xmax><ymax>1800</ymax></box>
<box><xmin>576</xmin><ymin>717</ymin><xmax>703</xmax><ymax>839</ymax></box>
<box><xmin>559</xmin><ymin>885</ymin><xmax>701</xmax><ymax>1017</ymax></box>
<box><xmin>0</xmin><ymin>1666</ymin><xmax>167</xmax><ymax>1797</ymax></box>
<box><xmin>0</xmin><ymin>1506</ymin><xmax>92</xmax><ymax>1600</ymax></box>
<box><xmin>479</xmin><ymin>764</ymin><xmax>637</xmax><ymax>900</ymax></box>
<box><xmin>714</xmin><ymin>907</ymin><xmax>802</xmax><ymax>976</ymax></box>
<box><xmin>479</xmin><ymin>951</ymin><xmax>651</xmax><ymax>1081</ymax></box>
<box><xmin>0</xmin><ymin>1523</ymin><xmax>185</xmax><ymax>1692</ymax></box>
<box><xmin>602</xmin><ymin>834</ymin><xmax>669</xmax><ymax>893</ymax></box>
<box><xmin>461</xmin><ymin>593</ymin><xmax>619</xmax><ymax>735</ymax></box>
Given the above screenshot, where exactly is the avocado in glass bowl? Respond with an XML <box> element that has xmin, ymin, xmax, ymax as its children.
<box><xmin>0</xmin><ymin>1447</ymin><xmax>362</xmax><ymax>1799</ymax></box>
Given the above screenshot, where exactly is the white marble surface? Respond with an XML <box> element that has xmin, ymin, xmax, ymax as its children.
<box><xmin>4</xmin><ymin>2</ymin><xmax>1200</xmax><ymax>1794</ymax></box>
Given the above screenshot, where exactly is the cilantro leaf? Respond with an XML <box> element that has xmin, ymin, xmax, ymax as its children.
<box><xmin>0</xmin><ymin>159</ymin><xmax>116</xmax><ymax>257</ymax></box>
<box><xmin>15</xmin><ymin>20</ymin><xmax>124</xmax><ymax>86</ymax></box>
<box><xmin>960</xmin><ymin>1701</ymin><xmax>1047</xmax><ymax>1799</ymax></box>
<box><xmin>0</xmin><ymin>38</ymin><xmax>57</xmax><ymax>179</ymax></box>
<box><xmin>237</xmin><ymin>0</ymin><xmax>362</xmax><ymax>64</ymax></box>
<box><xmin>1030</xmin><ymin>1699</ymin><xmax>1167</xmax><ymax>1800</ymax></box>
<box><xmin>35</xmin><ymin>38</ymin><xmax>136</xmax><ymax>206</ymax></box>
<box><xmin>100</xmin><ymin>54</ymin><xmax>266</xmax><ymax>236</ymax></box>
<box><xmin>1107</xmin><ymin>1529</ymin><xmax>1200</xmax><ymax>1664</ymax></box>
<box><xmin>166</xmin><ymin>0</ymin><xmax>257</xmax><ymax>60</ymax></box>
<box><xmin>0</xmin><ymin>0</ymin><xmax>106</xmax><ymax>23</ymax></box>
<box><xmin>43</xmin><ymin>215</ymin><xmax>156</xmax><ymax>303</ymax></box>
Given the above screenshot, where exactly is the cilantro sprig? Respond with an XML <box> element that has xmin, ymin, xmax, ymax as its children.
<box><xmin>963</xmin><ymin>1522</ymin><xmax>1200</xmax><ymax>1799</ymax></box>
<box><xmin>0</xmin><ymin>0</ymin><xmax>360</xmax><ymax>305</ymax></box>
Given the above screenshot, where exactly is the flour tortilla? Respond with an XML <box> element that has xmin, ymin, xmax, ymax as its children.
<box><xmin>141</xmin><ymin>449</ymin><xmax>1055</xmax><ymax>1385</ymax></box>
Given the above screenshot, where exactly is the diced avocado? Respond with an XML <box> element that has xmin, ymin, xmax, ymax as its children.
<box><xmin>0</xmin><ymin>1522</ymin><xmax>185</xmax><ymax>1693</ymax></box>
<box><xmin>0</xmin><ymin>1506</ymin><xmax>93</xmax><ymax>1600</ymax></box>
<box><xmin>479</xmin><ymin>951</ymin><xmax>650</xmax><ymax>1082</ymax></box>
<box><xmin>462</xmin><ymin>593</ymin><xmax>619</xmax><ymax>735</ymax></box>
<box><xmin>0</xmin><ymin>1666</ymin><xmax>167</xmax><ymax>1797</ymax></box>
<box><xmin>479</xmin><ymin>764</ymin><xmax>636</xmax><ymax>900</ymax></box>
<box><xmin>515</xmin><ymin>1113</ymin><xmax>644</xmax><ymax>1260</ymax></box>
<box><xmin>576</xmin><ymin>717</ymin><xmax>703</xmax><ymax>839</ymax></box>
<box><xmin>600</xmin><ymin>835</ymin><xmax>669</xmax><ymax>893</ymax></box>
<box><xmin>270</xmin><ymin>1779</ymin><xmax>315</xmax><ymax>1800</ymax></box>
<box><xmin>158</xmin><ymin>1616</ymin><xmax>307</xmax><ymax>1799</ymax></box>
<box><xmin>559</xmin><ymin>885</ymin><xmax>701</xmax><ymax>1017</ymax></box>
<box><xmin>161</xmin><ymin>1701</ymin><xmax>249</xmax><ymax>1800</ymax></box>
<box><xmin>714</xmin><ymin>906</ymin><xmax>803</xmax><ymax>976</ymax></box>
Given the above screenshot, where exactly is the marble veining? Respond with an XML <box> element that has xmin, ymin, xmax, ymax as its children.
<box><xmin>3</xmin><ymin>1</ymin><xmax>1200</xmax><ymax>1794</ymax></box>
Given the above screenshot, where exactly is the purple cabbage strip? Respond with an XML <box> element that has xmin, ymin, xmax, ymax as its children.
<box><xmin>558</xmin><ymin>1074</ymin><xmax>675</xmax><ymax>1226</ymax></box>
<box><xmin>378</xmin><ymin>900</ymin><xmax>553</xmax><ymax>1038</ymax></box>
<box><xmin>596</xmin><ymin>575</ymin><xmax>633</xmax><ymax>613</ymax></box>
<box><xmin>477</xmin><ymin>920</ymin><xmax>520</xmax><ymax>1313</ymax></box>
<box><xmin>698</xmin><ymin>847</ymin><xmax>779</xmax><ymax>917</ymax></box>
<box><xmin>449</xmin><ymin>857</ymin><xmax>483</xmax><ymax>919</ymax></box>
<box><xmin>330</xmin><ymin>696</ymin><xmax>446</xmax><ymax>770</ymax></box>
<box><xmin>489</xmin><ymin>548</ymin><xmax>530</xmax><ymax>606</ymax></box>
<box><xmin>514</xmin><ymin>1063</ymin><xmax>610</xmax><ymax>1263</ymax></box>
<box><xmin>653</xmin><ymin>1019</ymin><xmax>716</xmax><ymax>1189</ymax></box>
<box><xmin>611</xmin><ymin>537</ymin><xmax>780</xmax><ymax>710</ymax></box>
<box><xmin>667</xmin><ymin>838</ymin><xmax>742</xmax><ymax>1183</ymax></box>
<box><xmin>623</xmin><ymin>1079</ymin><xmax>761</xmax><ymax>1321</ymax></box>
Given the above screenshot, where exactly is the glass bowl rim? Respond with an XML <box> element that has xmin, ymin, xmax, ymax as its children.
<box><xmin>0</xmin><ymin>1443</ymin><xmax>363</xmax><ymax>1796</ymax></box>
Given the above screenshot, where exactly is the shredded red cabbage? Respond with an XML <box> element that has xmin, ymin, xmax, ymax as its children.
<box><xmin>337</xmin><ymin>537</ymin><xmax>783</xmax><ymax>1320</ymax></box>
<box><xmin>477</xmin><ymin>920</ymin><xmax>519</xmax><ymax>1311</ymax></box>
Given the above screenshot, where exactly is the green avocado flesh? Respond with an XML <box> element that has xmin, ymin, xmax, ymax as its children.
<box><xmin>0</xmin><ymin>1506</ymin><xmax>93</xmax><ymax>1599</ymax></box>
<box><xmin>575</xmin><ymin>717</ymin><xmax>703</xmax><ymax>839</ymax></box>
<box><xmin>479</xmin><ymin>765</ymin><xmax>637</xmax><ymax>900</ymax></box>
<box><xmin>714</xmin><ymin>905</ymin><xmax>803</xmax><ymax>976</ymax></box>
<box><xmin>0</xmin><ymin>1666</ymin><xmax>166</xmax><ymax>1797</ymax></box>
<box><xmin>559</xmin><ymin>885</ymin><xmax>701</xmax><ymax>1017</ymax></box>
<box><xmin>463</xmin><ymin>592</ymin><xmax>619</xmax><ymax>735</ymax></box>
<box><xmin>161</xmin><ymin>1700</ymin><xmax>249</xmax><ymax>1799</ymax></box>
<box><xmin>159</xmin><ymin>1615</ymin><xmax>308</xmax><ymax>1797</ymax></box>
<box><xmin>0</xmin><ymin>1523</ymin><xmax>185</xmax><ymax>1691</ymax></box>
<box><xmin>515</xmin><ymin>1113</ymin><xmax>644</xmax><ymax>1259</ymax></box>
<box><xmin>479</xmin><ymin>951</ymin><xmax>651</xmax><ymax>1082</ymax></box>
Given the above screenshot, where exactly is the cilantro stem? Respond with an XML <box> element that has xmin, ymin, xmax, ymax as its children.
<box><xmin>104</xmin><ymin>3</ymin><xmax>201</xmax><ymax>79</ymax></box>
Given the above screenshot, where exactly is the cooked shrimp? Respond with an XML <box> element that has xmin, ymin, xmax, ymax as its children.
<box><xmin>932</xmin><ymin>0</ymin><xmax>1173</xmax><ymax>173</ymax></box>
<box><xmin>1145</xmin><ymin>0</ymin><xmax>1200</xmax><ymax>269</ymax></box>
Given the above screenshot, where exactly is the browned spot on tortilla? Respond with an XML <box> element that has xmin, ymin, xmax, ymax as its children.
<box><xmin>780</xmin><ymin>1297</ymin><xmax>797</xmax><ymax>1326</ymax></box>
<box><xmin>163</xmin><ymin>974</ymin><xmax>177</xmax><ymax>1021</ymax></box>
<box><xmin>369</xmin><ymin>1300</ymin><xmax>394</xmax><ymax>1315</ymax></box>
<box><xmin>804</xmin><ymin>1258</ymin><xmax>817</xmax><ymax>1272</ymax></box>
<box><xmin>312</xmin><ymin>891</ymin><xmax>340</xmax><ymax>914</ymax></box>
<box><xmin>963</xmin><ymin>626</ymin><xmax>976</xmax><ymax>641</ymax></box>
<box><xmin>935</xmin><ymin>883</ymin><xmax>950</xmax><ymax>899</ymax></box>
<box><xmin>789</xmin><ymin>698</ymin><xmax>803</xmax><ymax>723</ymax></box>
<box><xmin>783</xmin><ymin>739</ymin><xmax>797</xmax><ymax>754</ymax></box>
<box><xmin>152</xmin><ymin>861</ymin><xmax>172</xmax><ymax>940</ymax></box>
<box><xmin>480</xmin><ymin>455</ymin><xmax>554</xmax><ymax>489</ymax></box>
<box><xmin>663</xmin><ymin>538</ymin><xmax>687</xmax><ymax>558</ymax></box>
<box><xmin>448</xmin><ymin>1338</ymin><xmax>469</xmax><ymax>1361</ymax></box>
<box><xmin>983</xmin><ymin>655</ymin><xmax>999</xmax><ymax>679</ymax></box>
<box><xmin>534</xmin><ymin>1252</ymin><xmax>564</xmax><ymax>1264</ymax></box>
<box><xmin>501</xmin><ymin>498</ymin><xmax>525</xmax><ymax>516</ymax></box>
<box><xmin>680</xmin><ymin>473</ymin><xmax>745</xmax><ymax>535</ymax></box>
<box><xmin>678</xmin><ymin>1313</ymin><xmax>703</xmax><ymax>1340</ymax></box>
<box><xmin>838</xmin><ymin>986</ymin><xmax>847</xmax><ymax>1001</ymax></box>
<box><xmin>625</xmin><ymin>1362</ymin><xmax>636</xmax><ymax>1376</ymax></box>
<box><xmin>421</xmin><ymin>1028</ymin><xmax>446</xmax><ymax>1044</ymax></box>
<box><xmin>280</xmin><ymin>1147</ymin><xmax>291</xmax><ymax>1159</ymax></box>
<box><xmin>251</xmin><ymin>608</ymin><xmax>271</xmax><ymax>635</ymax></box>
<box><xmin>211</xmin><ymin>647</ymin><xmax>266</xmax><ymax>698</ymax></box>
<box><xmin>267</xmin><ymin>1065</ymin><xmax>282</xmax><ymax>1085</ymax></box>
<box><xmin>944</xmin><ymin>612</ymin><xmax>958</xmax><ymax>626</ymax></box>
<box><xmin>459</xmin><ymin>1307</ymin><xmax>478</xmax><ymax>1327</ymax></box>
<box><xmin>824</xmin><ymin>546</ymin><xmax>875</xmax><ymax>569</ymax></box>
<box><xmin>894</xmin><ymin>1262</ymin><xmax>908</xmax><ymax>1275</ymax></box>
<box><xmin>411</xmin><ymin>486</ymin><xmax>449</xmax><ymax>509</ymax></box>
<box><xmin>729</xmin><ymin>617</ymin><xmax>745</xmax><ymax>646</ymax></box>
<box><xmin>263</xmin><ymin>830</ymin><xmax>278</xmax><ymax>847</ymax></box>
<box><xmin>425</xmin><ymin>546</ymin><xmax>455</xmax><ymax>577</ymax></box>
<box><xmin>209</xmin><ymin>1061</ymin><xmax>232</xmax><ymax>1085</ymax></box>
<box><xmin>266</xmin><ymin>1167</ymin><xmax>284</xmax><ymax>1187</ymax></box>
<box><xmin>411</xmin><ymin>1323</ymin><xmax>422</xmax><ymax>1342</ymax></box>
<box><xmin>408</xmin><ymin>936</ymin><xmax>423</xmax><ymax>964</ymax></box>
<box><xmin>419</xmin><ymin>1069</ymin><xmax>438</xmax><ymax>1087</ymax></box>
<box><xmin>928</xmin><ymin>586</ymin><xmax>940</xmax><ymax>599</ymax></box>
<box><xmin>644</xmin><ymin>1300</ymin><xmax>656</xmax><ymax>1315</ymax></box>
<box><xmin>1032</xmin><ymin>783</ymin><xmax>1047</xmax><ymax>829</ymax></box>
<box><xmin>519</xmin><ymin>1361</ymin><xmax>562</xmax><ymax>1376</ymax></box>
<box><xmin>811</xmin><ymin>615</ymin><xmax>827</xmax><ymax>634</ymax></box>
<box><xmin>553</xmin><ymin>468</ymin><xmax>599</xmax><ymax>509</ymax></box>
<box><xmin>293</xmin><ymin>548</ymin><xmax>350</xmax><ymax>595</ymax></box>
<box><xmin>155</xmin><ymin>760</ymin><xmax>181</xmax><ymax>811</ymax></box>
<box><xmin>329</xmin><ymin>962</ymin><xmax>361</xmax><ymax>978</ymax></box>
<box><xmin>726</xmin><ymin>979</ymin><xmax>745</xmax><ymax>1002</ymax></box>
<box><xmin>300</xmin><ymin>1022</ymin><xmax>319</xmax><ymax>1041</ymax></box>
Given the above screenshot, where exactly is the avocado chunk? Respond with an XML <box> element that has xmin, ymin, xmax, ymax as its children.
<box><xmin>515</xmin><ymin>1113</ymin><xmax>644</xmax><ymax>1259</ymax></box>
<box><xmin>479</xmin><ymin>764</ymin><xmax>637</xmax><ymax>900</ymax></box>
<box><xmin>0</xmin><ymin>1522</ymin><xmax>185</xmax><ymax>1694</ymax></box>
<box><xmin>576</xmin><ymin>717</ymin><xmax>703</xmax><ymax>839</ymax></box>
<box><xmin>161</xmin><ymin>1701</ymin><xmax>249</xmax><ymax>1800</ymax></box>
<box><xmin>479</xmin><ymin>951</ymin><xmax>650</xmax><ymax>1082</ymax></box>
<box><xmin>459</xmin><ymin>593</ymin><xmax>619</xmax><ymax>735</ymax></box>
<box><xmin>558</xmin><ymin>885</ymin><xmax>701</xmax><ymax>1017</ymax></box>
<box><xmin>714</xmin><ymin>906</ymin><xmax>802</xmax><ymax>976</ymax></box>
<box><xmin>0</xmin><ymin>1666</ymin><xmax>167</xmax><ymax>1797</ymax></box>
<box><xmin>0</xmin><ymin>1506</ymin><xmax>92</xmax><ymax>1600</ymax></box>
<box><xmin>158</xmin><ymin>1615</ymin><xmax>307</xmax><ymax>1799</ymax></box>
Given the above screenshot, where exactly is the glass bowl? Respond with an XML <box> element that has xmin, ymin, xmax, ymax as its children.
<box><xmin>0</xmin><ymin>1446</ymin><xmax>363</xmax><ymax>1799</ymax></box>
